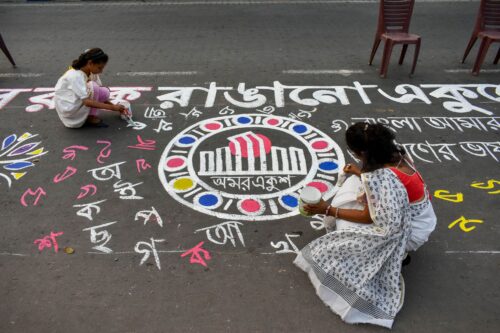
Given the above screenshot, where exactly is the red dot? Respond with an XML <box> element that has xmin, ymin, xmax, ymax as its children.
<box><xmin>312</xmin><ymin>140</ymin><xmax>329</xmax><ymax>150</ymax></box>
<box><xmin>167</xmin><ymin>157</ymin><xmax>184</xmax><ymax>168</ymax></box>
<box><xmin>267</xmin><ymin>119</ymin><xmax>279</xmax><ymax>126</ymax></box>
<box><xmin>241</xmin><ymin>199</ymin><xmax>261</xmax><ymax>213</ymax></box>
<box><xmin>205</xmin><ymin>123</ymin><xmax>222</xmax><ymax>130</ymax></box>
<box><xmin>307</xmin><ymin>181</ymin><xmax>328</xmax><ymax>193</ymax></box>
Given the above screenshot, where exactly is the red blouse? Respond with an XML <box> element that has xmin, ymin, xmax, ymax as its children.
<box><xmin>389</xmin><ymin>167</ymin><xmax>425</xmax><ymax>203</ymax></box>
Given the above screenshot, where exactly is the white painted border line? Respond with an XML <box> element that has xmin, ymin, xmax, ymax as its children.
<box><xmin>116</xmin><ymin>71</ymin><xmax>198</xmax><ymax>76</ymax></box>
<box><xmin>0</xmin><ymin>0</ymin><xmax>481</xmax><ymax>7</ymax></box>
<box><xmin>445</xmin><ymin>251</ymin><xmax>500</xmax><ymax>254</ymax></box>
<box><xmin>0</xmin><ymin>73</ymin><xmax>44</xmax><ymax>78</ymax></box>
<box><xmin>445</xmin><ymin>69</ymin><xmax>500</xmax><ymax>73</ymax></box>
<box><xmin>283</xmin><ymin>69</ymin><xmax>365</xmax><ymax>76</ymax></box>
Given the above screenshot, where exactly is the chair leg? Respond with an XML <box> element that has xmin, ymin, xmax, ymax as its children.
<box><xmin>410</xmin><ymin>39</ymin><xmax>421</xmax><ymax>75</ymax></box>
<box><xmin>399</xmin><ymin>44</ymin><xmax>408</xmax><ymax>65</ymax></box>
<box><xmin>0</xmin><ymin>34</ymin><xmax>16</xmax><ymax>67</ymax></box>
<box><xmin>472</xmin><ymin>37</ymin><xmax>492</xmax><ymax>75</ymax></box>
<box><xmin>462</xmin><ymin>35</ymin><xmax>478</xmax><ymax>63</ymax></box>
<box><xmin>380</xmin><ymin>40</ymin><xmax>393</xmax><ymax>78</ymax></box>
<box><xmin>369</xmin><ymin>38</ymin><xmax>381</xmax><ymax>66</ymax></box>
<box><xmin>494</xmin><ymin>47</ymin><xmax>500</xmax><ymax>65</ymax></box>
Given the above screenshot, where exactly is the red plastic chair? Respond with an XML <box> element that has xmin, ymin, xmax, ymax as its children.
<box><xmin>0</xmin><ymin>34</ymin><xmax>16</xmax><ymax>67</ymax></box>
<box><xmin>462</xmin><ymin>0</ymin><xmax>500</xmax><ymax>75</ymax></box>
<box><xmin>369</xmin><ymin>0</ymin><xmax>421</xmax><ymax>78</ymax></box>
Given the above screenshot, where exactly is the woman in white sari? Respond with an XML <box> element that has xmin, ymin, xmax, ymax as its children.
<box><xmin>295</xmin><ymin>122</ymin><xmax>433</xmax><ymax>329</ymax></box>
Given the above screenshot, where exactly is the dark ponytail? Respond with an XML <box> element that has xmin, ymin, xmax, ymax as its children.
<box><xmin>71</xmin><ymin>48</ymin><xmax>109</xmax><ymax>70</ymax></box>
<box><xmin>345</xmin><ymin>122</ymin><xmax>405</xmax><ymax>172</ymax></box>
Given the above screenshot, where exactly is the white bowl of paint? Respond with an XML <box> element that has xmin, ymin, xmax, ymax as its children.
<box><xmin>299</xmin><ymin>186</ymin><xmax>322</xmax><ymax>216</ymax></box>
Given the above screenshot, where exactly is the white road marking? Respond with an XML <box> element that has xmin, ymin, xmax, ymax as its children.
<box><xmin>0</xmin><ymin>0</ymin><xmax>478</xmax><ymax>7</ymax></box>
<box><xmin>444</xmin><ymin>69</ymin><xmax>500</xmax><ymax>74</ymax></box>
<box><xmin>116</xmin><ymin>71</ymin><xmax>198</xmax><ymax>76</ymax></box>
<box><xmin>0</xmin><ymin>73</ymin><xmax>44</xmax><ymax>78</ymax></box>
<box><xmin>445</xmin><ymin>251</ymin><xmax>500</xmax><ymax>254</ymax></box>
<box><xmin>283</xmin><ymin>69</ymin><xmax>365</xmax><ymax>76</ymax></box>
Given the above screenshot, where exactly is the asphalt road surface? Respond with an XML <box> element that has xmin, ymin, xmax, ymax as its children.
<box><xmin>0</xmin><ymin>1</ymin><xmax>499</xmax><ymax>332</ymax></box>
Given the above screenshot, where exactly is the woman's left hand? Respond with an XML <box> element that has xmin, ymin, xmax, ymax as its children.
<box><xmin>303</xmin><ymin>199</ymin><xmax>330</xmax><ymax>215</ymax></box>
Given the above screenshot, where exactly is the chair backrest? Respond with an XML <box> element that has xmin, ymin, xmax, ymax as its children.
<box><xmin>378</xmin><ymin>0</ymin><xmax>415</xmax><ymax>33</ymax></box>
<box><xmin>480</xmin><ymin>0</ymin><xmax>500</xmax><ymax>31</ymax></box>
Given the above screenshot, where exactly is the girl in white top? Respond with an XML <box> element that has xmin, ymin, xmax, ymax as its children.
<box><xmin>54</xmin><ymin>48</ymin><xmax>128</xmax><ymax>128</ymax></box>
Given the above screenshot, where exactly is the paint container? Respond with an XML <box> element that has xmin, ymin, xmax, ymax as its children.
<box><xmin>336</xmin><ymin>171</ymin><xmax>347</xmax><ymax>188</ymax></box>
<box><xmin>299</xmin><ymin>186</ymin><xmax>322</xmax><ymax>217</ymax></box>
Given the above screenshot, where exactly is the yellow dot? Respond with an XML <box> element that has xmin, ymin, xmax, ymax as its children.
<box><xmin>173</xmin><ymin>178</ymin><xmax>194</xmax><ymax>191</ymax></box>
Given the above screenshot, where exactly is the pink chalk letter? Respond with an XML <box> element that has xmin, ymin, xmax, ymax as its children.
<box><xmin>136</xmin><ymin>159</ymin><xmax>152</xmax><ymax>173</ymax></box>
<box><xmin>62</xmin><ymin>145</ymin><xmax>89</xmax><ymax>160</ymax></box>
<box><xmin>33</xmin><ymin>231</ymin><xmax>64</xmax><ymax>253</ymax></box>
<box><xmin>127</xmin><ymin>135</ymin><xmax>156</xmax><ymax>151</ymax></box>
<box><xmin>96</xmin><ymin>140</ymin><xmax>112</xmax><ymax>164</ymax></box>
<box><xmin>180</xmin><ymin>241</ymin><xmax>212</xmax><ymax>267</ymax></box>
<box><xmin>77</xmin><ymin>184</ymin><xmax>98</xmax><ymax>200</ymax></box>
<box><xmin>53</xmin><ymin>166</ymin><xmax>77</xmax><ymax>183</ymax></box>
<box><xmin>20</xmin><ymin>187</ymin><xmax>46</xmax><ymax>207</ymax></box>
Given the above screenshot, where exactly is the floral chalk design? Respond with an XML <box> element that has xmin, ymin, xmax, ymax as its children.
<box><xmin>0</xmin><ymin>132</ymin><xmax>48</xmax><ymax>188</ymax></box>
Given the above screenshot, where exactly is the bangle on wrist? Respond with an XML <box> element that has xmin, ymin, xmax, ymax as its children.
<box><xmin>325</xmin><ymin>205</ymin><xmax>331</xmax><ymax>216</ymax></box>
<box><xmin>335</xmin><ymin>207</ymin><xmax>340</xmax><ymax>218</ymax></box>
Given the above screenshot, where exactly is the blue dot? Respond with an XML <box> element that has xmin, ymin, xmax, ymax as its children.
<box><xmin>319</xmin><ymin>161</ymin><xmax>338</xmax><ymax>171</ymax></box>
<box><xmin>281</xmin><ymin>195</ymin><xmax>298</xmax><ymax>207</ymax></box>
<box><xmin>237</xmin><ymin>116</ymin><xmax>252</xmax><ymax>124</ymax></box>
<box><xmin>179</xmin><ymin>136</ymin><xmax>196</xmax><ymax>144</ymax></box>
<box><xmin>199</xmin><ymin>194</ymin><xmax>218</xmax><ymax>207</ymax></box>
<box><xmin>293</xmin><ymin>124</ymin><xmax>307</xmax><ymax>134</ymax></box>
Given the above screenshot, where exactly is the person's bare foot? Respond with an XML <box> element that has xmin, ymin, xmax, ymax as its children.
<box><xmin>85</xmin><ymin>115</ymin><xmax>108</xmax><ymax>127</ymax></box>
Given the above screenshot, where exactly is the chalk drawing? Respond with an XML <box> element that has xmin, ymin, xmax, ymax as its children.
<box><xmin>128</xmin><ymin>135</ymin><xmax>156</xmax><ymax>151</ymax></box>
<box><xmin>136</xmin><ymin>159</ymin><xmax>152</xmax><ymax>173</ymax></box>
<box><xmin>180</xmin><ymin>241</ymin><xmax>211</xmax><ymax>267</ymax></box>
<box><xmin>270</xmin><ymin>233</ymin><xmax>301</xmax><ymax>254</ymax></box>
<box><xmin>73</xmin><ymin>199</ymin><xmax>107</xmax><ymax>221</ymax></box>
<box><xmin>82</xmin><ymin>221</ymin><xmax>117</xmax><ymax>254</ymax></box>
<box><xmin>96</xmin><ymin>140</ymin><xmax>112</xmax><ymax>164</ymax></box>
<box><xmin>194</xmin><ymin>221</ymin><xmax>245</xmax><ymax>247</ymax></box>
<box><xmin>77</xmin><ymin>184</ymin><xmax>98</xmax><ymax>200</ymax></box>
<box><xmin>53</xmin><ymin>166</ymin><xmax>77</xmax><ymax>184</ymax></box>
<box><xmin>135</xmin><ymin>207</ymin><xmax>163</xmax><ymax>227</ymax></box>
<box><xmin>144</xmin><ymin>106</ymin><xmax>167</xmax><ymax>119</ymax></box>
<box><xmin>88</xmin><ymin>162</ymin><xmax>125</xmax><ymax>181</ymax></box>
<box><xmin>113</xmin><ymin>180</ymin><xmax>143</xmax><ymax>200</ymax></box>
<box><xmin>471</xmin><ymin>179</ymin><xmax>500</xmax><ymax>195</ymax></box>
<box><xmin>0</xmin><ymin>88</ymin><xmax>32</xmax><ymax>110</ymax></box>
<box><xmin>1</xmin><ymin>132</ymin><xmax>47</xmax><ymax>187</ymax></box>
<box><xmin>179</xmin><ymin>107</ymin><xmax>203</xmax><ymax>120</ymax></box>
<box><xmin>448</xmin><ymin>216</ymin><xmax>484</xmax><ymax>233</ymax></box>
<box><xmin>62</xmin><ymin>145</ymin><xmax>89</xmax><ymax>160</ymax></box>
<box><xmin>158</xmin><ymin>114</ymin><xmax>344</xmax><ymax>221</ymax></box>
<box><xmin>135</xmin><ymin>238</ymin><xmax>165</xmax><ymax>270</ymax></box>
<box><xmin>153</xmin><ymin>119</ymin><xmax>173</xmax><ymax>133</ymax></box>
<box><xmin>33</xmin><ymin>231</ymin><xmax>64</xmax><ymax>253</ymax></box>
<box><xmin>434</xmin><ymin>190</ymin><xmax>464</xmax><ymax>203</ymax></box>
<box><xmin>20</xmin><ymin>187</ymin><xmax>46</xmax><ymax>207</ymax></box>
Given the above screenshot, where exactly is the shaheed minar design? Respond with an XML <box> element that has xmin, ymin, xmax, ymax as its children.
<box><xmin>198</xmin><ymin>131</ymin><xmax>307</xmax><ymax>176</ymax></box>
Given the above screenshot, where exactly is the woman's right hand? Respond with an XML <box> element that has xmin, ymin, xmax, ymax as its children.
<box><xmin>343</xmin><ymin>163</ymin><xmax>361</xmax><ymax>176</ymax></box>
<box><xmin>113</xmin><ymin>104</ymin><xmax>126</xmax><ymax>113</ymax></box>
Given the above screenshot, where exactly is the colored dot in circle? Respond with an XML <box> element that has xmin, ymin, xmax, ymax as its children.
<box><xmin>203</xmin><ymin>122</ymin><xmax>222</xmax><ymax>131</ymax></box>
<box><xmin>307</xmin><ymin>181</ymin><xmax>329</xmax><ymax>193</ymax></box>
<box><xmin>240</xmin><ymin>199</ymin><xmax>261</xmax><ymax>213</ymax></box>
<box><xmin>293</xmin><ymin>124</ymin><xmax>308</xmax><ymax>134</ymax></box>
<box><xmin>237</xmin><ymin>116</ymin><xmax>252</xmax><ymax>124</ymax></box>
<box><xmin>266</xmin><ymin>118</ymin><xmax>280</xmax><ymax>126</ymax></box>
<box><xmin>312</xmin><ymin>140</ymin><xmax>329</xmax><ymax>150</ymax></box>
<box><xmin>281</xmin><ymin>195</ymin><xmax>298</xmax><ymax>208</ymax></box>
<box><xmin>178</xmin><ymin>136</ymin><xmax>196</xmax><ymax>145</ymax></box>
<box><xmin>173</xmin><ymin>178</ymin><xmax>194</xmax><ymax>191</ymax></box>
<box><xmin>166</xmin><ymin>157</ymin><xmax>185</xmax><ymax>168</ymax></box>
<box><xmin>198</xmin><ymin>194</ymin><xmax>219</xmax><ymax>207</ymax></box>
<box><xmin>319</xmin><ymin>161</ymin><xmax>338</xmax><ymax>171</ymax></box>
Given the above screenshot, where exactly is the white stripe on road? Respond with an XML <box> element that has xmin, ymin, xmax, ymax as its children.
<box><xmin>0</xmin><ymin>0</ymin><xmax>481</xmax><ymax>7</ymax></box>
<box><xmin>445</xmin><ymin>251</ymin><xmax>500</xmax><ymax>254</ymax></box>
<box><xmin>0</xmin><ymin>73</ymin><xmax>44</xmax><ymax>78</ymax></box>
<box><xmin>445</xmin><ymin>69</ymin><xmax>500</xmax><ymax>74</ymax></box>
<box><xmin>116</xmin><ymin>71</ymin><xmax>198</xmax><ymax>76</ymax></box>
<box><xmin>283</xmin><ymin>69</ymin><xmax>365</xmax><ymax>76</ymax></box>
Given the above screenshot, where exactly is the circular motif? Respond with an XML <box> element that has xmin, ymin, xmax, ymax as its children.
<box><xmin>158</xmin><ymin>114</ymin><xmax>345</xmax><ymax>221</ymax></box>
